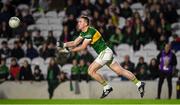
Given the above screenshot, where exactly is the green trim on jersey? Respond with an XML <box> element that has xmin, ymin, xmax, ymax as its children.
<box><xmin>80</xmin><ymin>27</ymin><xmax>107</xmax><ymax>54</ymax></box>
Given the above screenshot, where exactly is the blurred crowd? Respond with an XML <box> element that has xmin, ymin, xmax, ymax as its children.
<box><xmin>0</xmin><ymin>0</ymin><xmax>179</xmax><ymax>83</ymax></box>
<box><xmin>63</xmin><ymin>0</ymin><xmax>179</xmax><ymax>51</ymax></box>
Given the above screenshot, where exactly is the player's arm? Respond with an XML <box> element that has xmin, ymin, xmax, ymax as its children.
<box><xmin>57</xmin><ymin>36</ymin><xmax>83</xmax><ymax>48</ymax></box>
<box><xmin>70</xmin><ymin>39</ymin><xmax>91</xmax><ymax>52</ymax></box>
<box><xmin>65</xmin><ymin>36</ymin><xmax>83</xmax><ymax>48</ymax></box>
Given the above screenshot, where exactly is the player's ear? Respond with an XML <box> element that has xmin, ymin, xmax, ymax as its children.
<box><xmin>86</xmin><ymin>20</ymin><xmax>89</xmax><ymax>26</ymax></box>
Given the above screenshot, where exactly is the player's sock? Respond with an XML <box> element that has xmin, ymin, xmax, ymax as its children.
<box><xmin>132</xmin><ymin>78</ymin><xmax>141</xmax><ymax>87</ymax></box>
<box><xmin>132</xmin><ymin>78</ymin><xmax>145</xmax><ymax>98</ymax></box>
<box><xmin>101</xmin><ymin>80</ymin><xmax>108</xmax><ymax>86</ymax></box>
<box><xmin>103</xmin><ymin>84</ymin><xmax>111</xmax><ymax>90</ymax></box>
<box><xmin>136</xmin><ymin>81</ymin><xmax>142</xmax><ymax>87</ymax></box>
<box><xmin>101</xmin><ymin>80</ymin><xmax>111</xmax><ymax>90</ymax></box>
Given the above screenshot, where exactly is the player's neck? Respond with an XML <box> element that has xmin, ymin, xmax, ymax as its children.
<box><xmin>81</xmin><ymin>26</ymin><xmax>89</xmax><ymax>32</ymax></box>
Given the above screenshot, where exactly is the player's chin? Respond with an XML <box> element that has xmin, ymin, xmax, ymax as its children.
<box><xmin>78</xmin><ymin>25</ymin><xmax>83</xmax><ymax>29</ymax></box>
<box><xmin>78</xmin><ymin>27</ymin><xmax>81</xmax><ymax>30</ymax></box>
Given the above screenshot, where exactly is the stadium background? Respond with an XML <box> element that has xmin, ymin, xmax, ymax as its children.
<box><xmin>0</xmin><ymin>0</ymin><xmax>180</xmax><ymax>102</ymax></box>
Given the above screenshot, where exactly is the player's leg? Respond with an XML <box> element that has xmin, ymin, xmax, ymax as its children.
<box><xmin>88</xmin><ymin>61</ymin><xmax>105</xmax><ymax>85</ymax></box>
<box><xmin>107</xmin><ymin>60</ymin><xmax>145</xmax><ymax>98</ymax></box>
<box><xmin>88</xmin><ymin>61</ymin><xmax>113</xmax><ymax>98</ymax></box>
<box><xmin>107</xmin><ymin>61</ymin><xmax>137</xmax><ymax>81</ymax></box>
<box><xmin>88</xmin><ymin>48</ymin><xmax>114</xmax><ymax>98</ymax></box>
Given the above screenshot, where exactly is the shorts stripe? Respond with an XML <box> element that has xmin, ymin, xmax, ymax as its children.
<box><xmin>99</xmin><ymin>51</ymin><xmax>105</xmax><ymax>59</ymax></box>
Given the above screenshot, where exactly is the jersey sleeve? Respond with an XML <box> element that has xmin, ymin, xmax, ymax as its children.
<box><xmin>84</xmin><ymin>34</ymin><xmax>92</xmax><ymax>39</ymax></box>
<box><xmin>80</xmin><ymin>33</ymin><xmax>92</xmax><ymax>39</ymax></box>
<box><xmin>80</xmin><ymin>27</ymin><xmax>96</xmax><ymax>40</ymax></box>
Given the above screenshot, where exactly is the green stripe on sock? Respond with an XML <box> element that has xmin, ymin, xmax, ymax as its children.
<box><xmin>101</xmin><ymin>81</ymin><xmax>107</xmax><ymax>86</ymax></box>
<box><xmin>132</xmin><ymin>78</ymin><xmax>139</xmax><ymax>84</ymax></box>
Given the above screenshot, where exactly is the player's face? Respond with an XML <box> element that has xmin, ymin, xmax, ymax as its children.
<box><xmin>78</xmin><ymin>18</ymin><xmax>87</xmax><ymax>30</ymax></box>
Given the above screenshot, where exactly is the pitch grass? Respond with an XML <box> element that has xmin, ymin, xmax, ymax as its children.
<box><xmin>0</xmin><ymin>99</ymin><xmax>180</xmax><ymax>104</ymax></box>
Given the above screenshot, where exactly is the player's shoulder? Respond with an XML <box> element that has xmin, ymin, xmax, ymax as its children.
<box><xmin>80</xmin><ymin>27</ymin><xmax>96</xmax><ymax>39</ymax></box>
<box><xmin>88</xmin><ymin>26</ymin><xmax>97</xmax><ymax>32</ymax></box>
<box><xmin>88</xmin><ymin>26</ymin><xmax>97</xmax><ymax>35</ymax></box>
